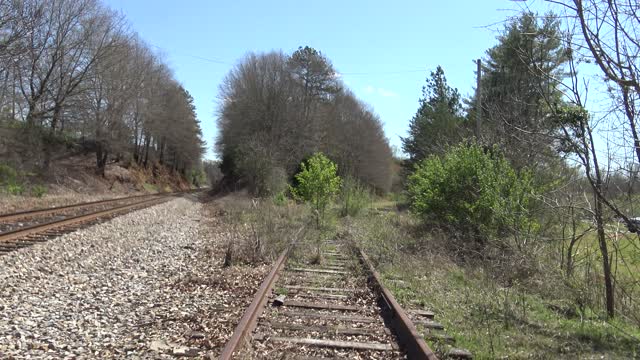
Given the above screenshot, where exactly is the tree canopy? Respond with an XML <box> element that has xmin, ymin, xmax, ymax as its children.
<box><xmin>402</xmin><ymin>66</ymin><xmax>466</xmax><ymax>168</ymax></box>
<box><xmin>0</xmin><ymin>0</ymin><xmax>205</xmax><ymax>176</ymax></box>
<box><xmin>475</xmin><ymin>12</ymin><xmax>568</xmax><ymax>169</ymax></box>
<box><xmin>216</xmin><ymin>47</ymin><xmax>393</xmax><ymax>195</ymax></box>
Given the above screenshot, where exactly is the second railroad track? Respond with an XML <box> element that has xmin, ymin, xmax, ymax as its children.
<box><xmin>0</xmin><ymin>190</ymin><xmax>201</xmax><ymax>255</ymax></box>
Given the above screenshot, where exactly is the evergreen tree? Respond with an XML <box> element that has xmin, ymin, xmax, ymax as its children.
<box><xmin>402</xmin><ymin>66</ymin><xmax>465</xmax><ymax>169</ymax></box>
<box><xmin>475</xmin><ymin>12</ymin><xmax>568</xmax><ymax>169</ymax></box>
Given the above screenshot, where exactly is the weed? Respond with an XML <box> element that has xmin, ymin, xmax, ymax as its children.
<box><xmin>6</xmin><ymin>183</ymin><xmax>23</xmax><ymax>195</ymax></box>
<box><xmin>348</xmin><ymin>212</ymin><xmax>640</xmax><ymax>359</ymax></box>
<box><xmin>275</xmin><ymin>287</ymin><xmax>289</xmax><ymax>295</ymax></box>
<box><xmin>273</xmin><ymin>191</ymin><xmax>287</xmax><ymax>206</ymax></box>
<box><xmin>0</xmin><ymin>163</ymin><xmax>17</xmax><ymax>185</ymax></box>
<box><xmin>340</xmin><ymin>177</ymin><xmax>371</xmax><ymax>217</ymax></box>
<box><xmin>142</xmin><ymin>183</ymin><xmax>158</xmax><ymax>193</ymax></box>
<box><xmin>218</xmin><ymin>197</ymin><xmax>311</xmax><ymax>266</ymax></box>
<box><xmin>31</xmin><ymin>184</ymin><xmax>47</xmax><ymax>198</ymax></box>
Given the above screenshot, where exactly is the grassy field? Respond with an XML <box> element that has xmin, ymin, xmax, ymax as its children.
<box><xmin>561</xmin><ymin>221</ymin><xmax>640</xmax><ymax>325</ymax></box>
<box><xmin>347</xmin><ymin>206</ymin><xmax>640</xmax><ymax>359</ymax></box>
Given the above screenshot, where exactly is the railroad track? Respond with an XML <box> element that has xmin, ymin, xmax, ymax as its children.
<box><xmin>0</xmin><ymin>190</ymin><xmax>202</xmax><ymax>255</ymax></box>
<box><xmin>220</xmin><ymin>238</ymin><xmax>472</xmax><ymax>359</ymax></box>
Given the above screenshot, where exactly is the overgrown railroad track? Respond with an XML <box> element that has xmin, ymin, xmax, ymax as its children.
<box><xmin>220</xmin><ymin>238</ymin><xmax>472</xmax><ymax>359</ymax></box>
<box><xmin>0</xmin><ymin>190</ymin><xmax>201</xmax><ymax>255</ymax></box>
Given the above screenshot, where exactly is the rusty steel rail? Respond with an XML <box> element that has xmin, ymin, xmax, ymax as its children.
<box><xmin>356</xmin><ymin>247</ymin><xmax>439</xmax><ymax>360</ymax></box>
<box><xmin>0</xmin><ymin>195</ymin><xmax>173</xmax><ymax>244</ymax></box>
<box><xmin>219</xmin><ymin>225</ymin><xmax>306</xmax><ymax>360</ymax></box>
<box><xmin>220</xmin><ymin>233</ymin><xmax>438</xmax><ymax>359</ymax></box>
<box><xmin>219</xmin><ymin>247</ymin><xmax>291</xmax><ymax>360</ymax></box>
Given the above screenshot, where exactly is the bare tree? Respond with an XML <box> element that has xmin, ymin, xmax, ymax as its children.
<box><xmin>216</xmin><ymin>49</ymin><xmax>393</xmax><ymax>195</ymax></box>
<box><xmin>0</xmin><ymin>0</ymin><xmax>205</xmax><ymax>181</ymax></box>
<box><xmin>560</xmin><ymin>0</ymin><xmax>640</xmax><ymax>165</ymax></box>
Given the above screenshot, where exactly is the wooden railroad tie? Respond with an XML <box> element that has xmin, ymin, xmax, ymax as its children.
<box><xmin>288</xmin><ymin>267</ymin><xmax>349</xmax><ymax>275</ymax></box>
<box><xmin>282</xmin><ymin>285</ymin><xmax>356</xmax><ymax>293</ymax></box>
<box><xmin>266</xmin><ymin>321</ymin><xmax>383</xmax><ymax>336</ymax></box>
<box><xmin>274</xmin><ymin>310</ymin><xmax>379</xmax><ymax>323</ymax></box>
<box><xmin>283</xmin><ymin>300</ymin><xmax>361</xmax><ymax>312</ymax></box>
<box><xmin>269</xmin><ymin>336</ymin><xmax>394</xmax><ymax>352</ymax></box>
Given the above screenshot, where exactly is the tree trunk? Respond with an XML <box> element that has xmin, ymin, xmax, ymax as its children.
<box><xmin>96</xmin><ymin>142</ymin><xmax>108</xmax><ymax>177</ymax></box>
<box><xmin>158</xmin><ymin>137</ymin><xmax>165</xmax><ymax>164</ymax></box>
<box><xmin>566</xmin><ymin>209</ymin><xmax>576</xmax><ymax>277</ymax></box>
<box><xmin>42</xmin><ymin>105</ymin><xmax>62</xmax><ymax>171</ymax></box>
<box><xmin>143</xmin><ymin>136</ymin><xmax>150</xmax><ymax>168</ymax></box>
<box><xmin>621</xmin><ymin>88</ymin><xmax>640</xmax><ymax>166</ymax></box>
<box><xmin>594</xmin><ymin>188</ymin><xmax>615</xmax><ymax>318</ymax></box>
<box><xmin>587</xmin><ymin>119</ymin><xmax>615</xmax><ymax>318</ymax></box>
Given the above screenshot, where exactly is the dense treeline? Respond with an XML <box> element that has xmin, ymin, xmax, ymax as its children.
<box><xmin>403</xmin><ymin>7</ymin><xmax>640</xmax><ymax>322</ymax></box>
<box><xmin>0</xmin><ymin>0</ymin><xmax>204</xmax><ymax>176</ymax></box>
<box><xmin>216</xmin><ymin>47</ymin><xmax>393</xmax><ymax>195</ymax></box>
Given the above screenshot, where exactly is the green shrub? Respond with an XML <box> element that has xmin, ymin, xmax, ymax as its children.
<box><xmin>273</xmin><ymin>191</ymin><xmax>287</xmax><ymax>206</ymax></box>
<box><xmin>0</xmin><ymin>163</ymin><xmax>17</xmax><ymax>185</ymax></box>
<box><xmin>143</xmin><ymin>183</ymin><xmax>158</xmax><ymax>193</ymax></box>
<box><xmin>340</xmin><ymin>177</ymin><xmax>371</xmax><ymax>217</ymax></box>
<box><xmin>6</xmin><ymin>183</ymin><xmax>24</xmax><ymax>195</ymax></box>
<box><xmin>407</xmin><ymin>143</ymin><xmax>536</xmax><ymax>244</ymax></box>
<box><xmin>291</xmin><ymin>152</ymin><xmax>341</xmax><ymax>229</ymax></box>
<box><xmin>31</xmin><ymin>185</ymin><xmax>47</xmax><ymax>198</ymax></box>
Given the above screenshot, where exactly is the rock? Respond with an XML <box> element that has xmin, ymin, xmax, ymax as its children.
<box><xmin>273</xmin><ymin>294</ymin><xmax>286</xmax><ymax>306</ymax></box>
<box><xmin>0</xmin><ymin>197</ymin><xmax>264</xmax><ymax>358</ymax></box>
<box><xmin>188</xmin><ymin>331</ymin><xmax>206</xmax><ymax>340</ymax></box>
<box><xmin>172</xmin><ymin>346</ymin><xmax>199</xmax><ymax>357</ymax></box>
<box><xmin>446</xmin><ymin>348</ymin><xmax>473</xmax><ymax>359</ymax></box>
<box><xmin>149</xmin><ymin>340</ymin><xmax>171</xmax><ymax>352</ymax></box>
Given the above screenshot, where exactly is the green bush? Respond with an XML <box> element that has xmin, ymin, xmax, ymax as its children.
<box><xmin>142</xmin><ymin>183</ymin><xmax>158</xmax><ymax>193</ymax></box>
<box><xmin>272</xmin><ymin>191</ymin><xmax>287</xmax><ymax>206</ymax></box>
<box><xmin>340</xmin><ymin>177</ymin><xmax>371</xmax><ymax>217</ymax></box>
<box><xmin>0</xmin><ymin>163</ymin><xmax>17</xmax><ymax>185</ymax></box>
<box><xmin>31</xmin><ymin>185</ymin><xmax>47</xmax><ymax>198</ymax></box>
<box><xmin>6</xmin><ymin>183</ymin><xmax>24</xmax><ymax>195</ymax></box>
<box><xmin>407</xmin><ymin>143</ymin><xmax>536</xmax><ymax>244</ymax></box>
<box><xmin>291</xmin><ymin>152</ymin><xmax>341</xmax><ymax>229</ymax></box>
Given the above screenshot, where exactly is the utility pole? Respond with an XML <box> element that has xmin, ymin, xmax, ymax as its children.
<box><xmin>475</xmin><ymin>59</ymin><xmax>482</xmax><ymax>141</ymax></box>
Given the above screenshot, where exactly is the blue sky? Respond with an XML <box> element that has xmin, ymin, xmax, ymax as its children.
<box><xmin>104</xmin><ymin>0</ymin><xmax>552</xmax><ymax>160</ymax></box>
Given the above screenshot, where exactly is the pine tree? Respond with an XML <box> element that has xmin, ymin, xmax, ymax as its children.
<box><xmin>476</xmin><ymin>12</ymin><xmax>568</xmax><ymax>169</ymax></box>
<box><xmin>402</xmin><ymin>66</ymin><xmax>465</xmax><ymax>169</ymax></box>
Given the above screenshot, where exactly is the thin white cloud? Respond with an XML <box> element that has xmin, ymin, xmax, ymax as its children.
<box><xmin>364</xmin><ymin>85</ymin><xmax>398</xmax><ymax>97</ymax></box>
<box><xmin>377</xmin><ymin>88</ymin><xmax>398</xmax><ymax>97</ymax></box>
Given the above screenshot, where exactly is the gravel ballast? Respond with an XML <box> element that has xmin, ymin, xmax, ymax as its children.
<box><xmin>0</xmin><ymin>197</ymin><xmax>267</xmax><ymax>359</ymax></box>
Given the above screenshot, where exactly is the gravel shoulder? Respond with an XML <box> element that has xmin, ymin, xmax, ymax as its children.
<box><xmin>0</xmin><ymin>196</ymin><xmax>268</xmax><ymax>359</ymax></box>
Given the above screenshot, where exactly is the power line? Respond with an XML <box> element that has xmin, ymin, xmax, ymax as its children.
<box><xmin>150</xmin><ymin>43</ymin><xmax>431</xmax><ymax>76</ymax></box>
<box><xmin>150</xmin><ymin>44</ymin><xmax>232</xmax><ymax>65</ymax></box>
<box><xmin>338</xmin><ymin>69</ymin><xmax>428</xmax><ymax>76</ymax></box>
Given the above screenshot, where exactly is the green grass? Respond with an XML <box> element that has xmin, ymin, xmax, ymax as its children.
<box><xmin>142</xmin><ymin>182</ymin><xmax>158</xmax><ymax>193</ymax></box>
<box><xmin>558</xmin><ymin>221</ymin><xmax>640</xmax><ymax>324</ymax></box>
<box><xmin>275</xmin><ymin>287</ymin><xmax>289</xmax><ymax>295</ymax></box>
<box><xmin>31</xmin><ymin>184</ymin><xmax>47</xmax><ymax>198</ymax></box>
<box><xmin>349</xmin><ymin>212</ymin><xmax>640</xmax><ymax>359</ymax></box>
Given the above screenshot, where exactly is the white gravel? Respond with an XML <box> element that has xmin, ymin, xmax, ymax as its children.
<box><xmin>0</xmin><ymin>197</ymin><xmax>226</xmax><ymax>359</ymax></box>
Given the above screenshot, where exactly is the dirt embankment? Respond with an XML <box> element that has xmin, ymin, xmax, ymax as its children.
<box><xmin>0</xmin><ymin>153</ymin><xmax>193</xmax><ymax>214</ymax></box>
